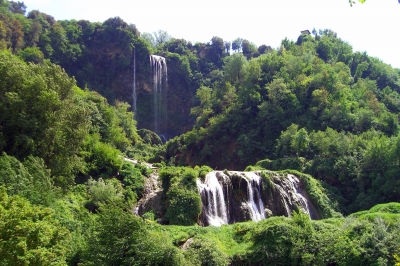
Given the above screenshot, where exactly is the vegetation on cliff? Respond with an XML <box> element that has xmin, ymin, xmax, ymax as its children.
<box><xmin>1</xmin><ymin>1</ymin><xmax>400</xmax><ymax>265</ymax></box>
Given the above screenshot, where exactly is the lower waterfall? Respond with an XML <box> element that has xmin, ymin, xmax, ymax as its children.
<box><xmin>197</xmin><ymin>171</ymin><xmax>317</xmax><ymax>226</ymax></box>
<box><xmin>244</xmin><ymin>172</ymin><xmax>265</xmax><ymax>222</ymax></box>
<box><xmin>132</xmin><ymin>166</ymin><xmax>322</xmax><ymax>226</ymax></box>
<box><xmin>196</xmin><ymin>172</ymin><xmax>228</xmax><ymax>226</ymax></box>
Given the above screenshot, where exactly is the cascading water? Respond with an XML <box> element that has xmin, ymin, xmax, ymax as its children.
<box><xmin>196</xmin><ymin>171</ymin><xmax>317</xmax><ymax>226</ymax></box>
<box><xmin>286</xmin><ymin>174</ymin><xmax>310</xmax><ymax>216</ymax></box>
<box><xmin>149</xmin><ymin>55</ymin><xmax>168</xmax><ymax>135</ymax></box>
<box><xmin>132</xmin><ymin>48</ymin><xmax>137</xmax><ymax>120</ymax></box>
<box><xmin>271</xmin><ymin>173</ymin><xmax>313</xmax><ymax>217</ymax></box>
<box><xmin>243</xmin><ymin>172</ymin><xmax>265</xmax><ymax>221</ymax></box>
<box><xmin>197</xmin><ymin>172</ymin><xmax>229</xmax><ymax>226</ymax></box>
<box><xmin>197</xmin><ymin>171</ymin><xmax>268</xmax><ymax>226</ymax></box>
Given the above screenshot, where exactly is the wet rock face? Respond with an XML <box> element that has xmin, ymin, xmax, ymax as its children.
<box><xmin>133</xmin><ymin>165</ymin><xmax>164</xmax><ymax>220</ymax></box>
<box><xmin>197</xmin><ymin>171</ymin><xmax>320</xmax><ymax>226</ymax></box>
<box><xmin>133</xmin><ymin>165</ymin><xmax>321</xmax><ymax>226</ymax></box>
<box><xmin>262</xmin><ymin>174</ymin><xmax>312</xmax><ymax>218</ymax></box>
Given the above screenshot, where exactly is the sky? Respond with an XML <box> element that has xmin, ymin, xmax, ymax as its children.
<box><xmin>22</xmin><ymin>0</ymin><xmax>400</xmax><ymax>68</ymax></box>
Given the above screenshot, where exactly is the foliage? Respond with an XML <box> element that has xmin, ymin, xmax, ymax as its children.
<box><xmin>1</xmin><ymin>3</ymin><xmax>400</xmax><ymax>265</ymax></box>
<box><xmin>119</xmin><ymin>162</ymin><xmax>145</xmax><ymax>199</ymax></box>
<box><xmin>160</xmin><ymin>166</ymin><xmax>202</xmax><ymax>225</ymax></box>
<box><xmin>165</xmin><ymin>186</ymin><xmax>202</xmax><ymax>226</ymax></box>
<box><xmin>0</xmin><ymin>187</ymin><xmax>70</xmax><ymax>265</ymax></box>
<box><xmin>185</xmin><ymin>236</ymin><xmax>230</xmax><ymax>266</ymax></box>
<box><xmin>84</xmin><ymin>177</ymin><xmax>131</xmax><ymax>212</ymax></box>
<box><xmin>0</xmin><ymin>152</ymin><xmax>57</xmax><ymax>205</ymax></box>
<box><xmin>19</xmin><ymin>46</ymin><xmax>44</xmax><ymax>63</ymax></box>
<box><xmin>48</xmin><ymin>186</ymin><xmax>93</xmax><ymax>265</ymax></box>
<box><xmin>84</xmin><ymin>205</ymin><xmax>183</xmax><ymax>266</ymax></box>
<box><xmin>0</xmin><ymin>52</ymin><xmax>90</xmax><ymax>187</ymax></box>
<box><xmin>263</xmin><ymin>125</ymin><xmax>400</xmax><ymax>214</ymax></box>
<box><xmin>395</xmin><ymin>249</ymin><xmax>400</xmax><ymax>266</ymax></box>
<box><xmin>80</xmin><ymin>133</ymin><xmax>122</xmax><ymax>180</ymax></box>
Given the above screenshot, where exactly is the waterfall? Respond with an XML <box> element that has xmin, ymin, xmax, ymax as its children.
<box><xmin>274</xmin><ymin>185</ymin><xmax>293</xmax><ymax>216</ymax></box>
<box><xmin>286</xmin><ymin>174</ymin><xmax>310</xmax><ymax>216</ymax></box>
<box><xmin>134</xmin><ymin>170</ymin><xmax>320</xmax><ymax>226</ymax></box>
<box><xmin>149</xmin><ymin>55</ymin><xmax>167</xmax><ymax>135</ymax></box>
<box><xmin>132</xmin><ymin>48</ymin><xmax>137</xmax><ymax>120</ymax></box>
<box><xmin>243</xmin><ymin>172</ymin><xmax>265</xmax><ymax>221</ymax></box>
<box><xmin>272</xmin><ymin>174</ymin><xmax>312</xmax><ymax>217</ymax></box>
<box><xmin>197</xmin><ymin>172</ymin><xmax>229</xmax><ymax>226</ymax></box>
<box><xmin>197</xmin><ymin>171</ymin><xmax>268</xmax><ymax>226</ymax></box>
<box><xmin>196</xmin><ymin>171</ymin><xmax>316</xmax><ymax>226</ymax></box>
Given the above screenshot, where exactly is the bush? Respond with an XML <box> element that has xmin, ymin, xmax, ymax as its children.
<box><xmin>85</xmin><ymin>205</ymin><xmax>184</xmax><ymax>266</ymax></box>
<box><xmin>19</xmin><ymin>47</ymin><xmax>44</xmax><ymax>64</ymax></box>
<box><xmin>196</xmin><ymin>165</ymin><xmax>213</xmax><ymax>180</ymax></box>
<box><xmin>142</xmin><ymin>211</ymin><xmax>155</xmax><ymax>221</ymax></box>
<box><xmin>165</xmin><ymin>186</ymin><xmax>201</xmax><ymax>226</ymax></box>
<box><xmin>119</xmin><ymin>162</ymin><xmax>145</xmax><ymax>199</ymax></box>
<box><xmin>81</xmin><ymin>134</ymin><xmax>122</xmax><ymax>180</ymax></box>
<box><xmin>84</xmin><ymin>178</ymin><xmax>128</xmax><ymax>212</ymax></box>
<box><xmin>249</xmin><ymin>217</ymin><xmax>294</xmax><ymax>265</ymax></box>
<box><xmin>0</xmin><ymin>153</ymin><xmax>56</xmax><ymax>205</ymax></box>
<box><xmin>0</xmin><ymin>188</ymin><xmax>70</xmax><ymax>265</ymax></box>
<box><xmin>185</xmin><ymin>236</ymin><xmax>230</xmax><ymax>266</ymax></box>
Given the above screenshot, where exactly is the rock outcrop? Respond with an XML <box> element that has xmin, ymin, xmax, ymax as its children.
<box><xmin>196</xmin><ymin>171</ymin><xmax>320</xmax><ymax>226</ymax></box>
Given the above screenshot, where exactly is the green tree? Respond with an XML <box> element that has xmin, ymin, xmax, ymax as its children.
<box><xmin>232</xmin><ymin>37</ymin><xmax>243</xmax><ymax>52</ymax></box>
<box><xmin>242</xmin><ymin>39</ymin><xmax>257</xmax><ymax>59</ymax></box>
<box><xmin>18</xmin><ymin>46</ymin><xmax>44</xmax><ymax>64</ymax></box>
<box><xmin>190</xmin><ymin>86</ymin><xmax>214</xmax><ymax>126</ymax></box>
<box><xmin>292</xmin><ymin>127</ymin><xmax>310</xmax><ymax>155</ymax></box>
<box><xmin>153</xmin><ymin>29</ymin><xmax>171</xmax><ymax>46</ymax></box>
<box><xmin>276</xmin><ymin>124</ymin><xmax>299</xmax><ymax>156</ymax></box>
<box><xmin>223</xmin><ymin>52</ymin><xmax>247</xmax><ymax>84</ymax></box>
<box><xmin>0</xmin><ymin>52</ymin><xmax>90</xmax><ymax>187</ymax></box>
<box><xmin>0</xmin><ymin>187</ymin><xmax>70</xmax><ymax>265</ymax></box>
<box><xmin>0</xmin><ymin>153</ymin><xmax>55</xmax><ymax>205</ymax></box>
<box><xmin>8</xmin><ymin>1</ymin><xmax>26</xmax><ymax>14</ymax></box>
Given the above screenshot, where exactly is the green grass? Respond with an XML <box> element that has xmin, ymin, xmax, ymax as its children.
<box><xmin>145</xmin><ymin>220</ymin><xmax>256</xmax><ymax>258</ymax></box>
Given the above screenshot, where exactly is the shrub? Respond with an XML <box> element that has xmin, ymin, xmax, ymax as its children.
<box><xmin>119</xmin><ymin>162</ymin><xmax>145</xmax><ymax>199</ymax></box>
<box><xmin>0</xmin><ymin>188</ymin><xmax>70</xmax><ymax>265</ymax></box>
<box><xmin>142</xmin><ymin>211</ymin><xmax>155</xmax><ymax>221</ymax></box>
<box><xmin>165</xmin><ymin>186</ymin><xmax>201</xmax><ymax>226</ymax></box>
<box><xmin>185</xmin><ymin>236</ymin><xmax>230</xmax><ymax>266</ymax></box>
<box><xmin>0</xmin><ymin>153</ymin><xmax>56</xmax><ymax>205</ymax></box>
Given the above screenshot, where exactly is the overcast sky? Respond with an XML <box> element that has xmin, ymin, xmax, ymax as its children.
<box><xmin>22</xmin><ymin>0</ymin><xmax>400</xmax><ymax>68</ymax></box>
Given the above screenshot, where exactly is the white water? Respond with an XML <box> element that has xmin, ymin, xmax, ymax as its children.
<box><xmin>273</xmin><ymin>174</ymin><xmax>310</xmax><ymax>217</ymax></box>
<box><xmin>197</xmin><ymin>172</ymin><xmax>228</xmax><ymax>226</ymax></box>
<box><xmin>132</xmin><ymin>48</ymin><xmax>137</xmax><ymax>120</ymax></box>
<box><xmin>149</xmin><ymin>55</ymin><xmax>167</xmax><ymax>135</ymax></box>
<box><xmin>287</xmin><ymin>174</ymin><xmax>310</xmax><ymax>216</ymax></box>
<box><xmin>197</xmin><ymin>171</ymin><xmax>314</xmax><ymax>226</ymax></box>
<box><xmin>243</xmin><ymin>172</ymin><xmax>266</xmax><ymax>221</ymax></box>
<box><xmin>274</xmin><ymin>185</ymin><xmax>292</xmax><ymax>216</ymax></box>
<box><xmin>197</xmin><ymin>171</ymin><xmax>267</xmax><ymax>226</ymax></box>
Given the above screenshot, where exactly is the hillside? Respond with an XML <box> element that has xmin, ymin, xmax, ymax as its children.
<box><xmin>1</xmin><ymin>1</ymin><xmax>400</xmax><ymax>265</ymax></box>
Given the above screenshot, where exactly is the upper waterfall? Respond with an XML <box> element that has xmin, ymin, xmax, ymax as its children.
<box><xmin>150</xmin><ymin>55</ymin><xmax>168</xmax><ymax>135</ymax></box>
<box><xmin>132</xmin><ymin>48</ymin><xmax>137</xmax><ymax>119</ymax></box>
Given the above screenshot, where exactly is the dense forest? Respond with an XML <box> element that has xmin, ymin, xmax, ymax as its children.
<box><xmin>1</xmin><ymin>0</ymin><xmax>400</xmax><ymax>265</ymax></box>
